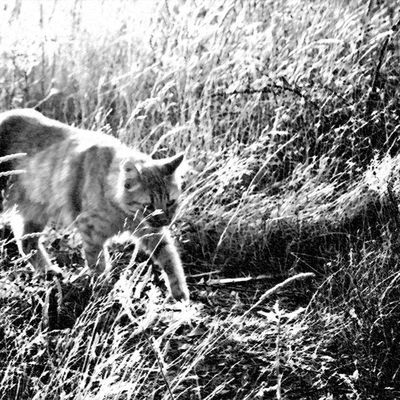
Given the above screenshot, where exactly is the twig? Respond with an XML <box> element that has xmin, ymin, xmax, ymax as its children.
<box><xmin>188</xmin><ymin>270</ymin><xmax>221</xmax><ymax>279</ymax></box>
<box><xmin>365</xmin><ymin>38</ymin><xmax>389</xmax><ymax>117</ymax></box>
<box><xmin>365</xmin><ymin>17</ymin><xmax>400</xmax><ymax>117</ymax></box>
<box><xmin>207</xmin><ymin>274</ymin><xmax>277</xmax><ymax>286</ymax></box>
<box><xmin>211</xmin><ymin>79</ymin><xmax>319</xmax><ymax>108</ymax></box>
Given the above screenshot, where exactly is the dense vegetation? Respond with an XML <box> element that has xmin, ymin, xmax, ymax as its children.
<box><xmin>1</xmin><ymin>0</ymin><xmax>400</xmax><ymax>398</ymax></box>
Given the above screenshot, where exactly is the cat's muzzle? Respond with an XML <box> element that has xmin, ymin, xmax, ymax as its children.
<box><xmin>147</xmin><ymin>215</ymin><xmax>170</xmax><ymax>228</ymax></box>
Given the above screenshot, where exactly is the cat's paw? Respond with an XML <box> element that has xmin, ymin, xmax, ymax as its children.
<box><xmin>30</xmin><ymin>260</ymin><xmax>64</xmax><ymax>279</ymax></box>
<box><xmin>43</xmin><ymin>264</ymin><xmax>64</xmax><ymax>280</ymax></box>
<box><xmin>170</xmin><ymin>283</ymin><xmax>190</xmax><ymax>302</ymax></box>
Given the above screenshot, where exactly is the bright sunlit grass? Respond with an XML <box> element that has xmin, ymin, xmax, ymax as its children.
<box><xmin>0</xmin><ymin>0</ymin><xmax>400</xmax><ymax>398</ymax></box>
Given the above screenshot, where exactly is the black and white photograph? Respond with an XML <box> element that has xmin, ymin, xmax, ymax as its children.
<box><xmin>0</xmin><ymin>0</ymin><xmax>399</xmax><ymax>398</ymax></box>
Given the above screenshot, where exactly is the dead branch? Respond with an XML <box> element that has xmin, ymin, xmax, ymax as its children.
<box><xmin>206</xmin><ymin>274</ymin><xmax>278</xmax><ymax>286</ymax></box>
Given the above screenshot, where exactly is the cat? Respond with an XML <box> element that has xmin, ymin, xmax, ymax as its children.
<box><xmin>0</xmin><ymin>108</ymin><xmax>189</xmax><ymax>301</ymax></box>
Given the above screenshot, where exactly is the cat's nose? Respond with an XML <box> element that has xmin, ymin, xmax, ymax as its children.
<box><xmin>148</xmin><ymin>214</ymin><xmax>170</xmax><ymax>227</ymax></box>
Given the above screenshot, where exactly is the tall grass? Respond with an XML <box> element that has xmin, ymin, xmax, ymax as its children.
<box><xmin>1</xmin><ymin>0</ymin><xmax>400</xmax><ymax>398</ymax></box>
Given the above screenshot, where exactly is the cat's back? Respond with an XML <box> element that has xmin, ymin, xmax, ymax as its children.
<box><xmin>0</xmin><ymin>108</ymin><xmax>72</xmax><ymax>157</ymax></box>
<box><xmin>0</xmin><ymin>109</ymin><xmax>129</xmax><ymax>222</ymax></box>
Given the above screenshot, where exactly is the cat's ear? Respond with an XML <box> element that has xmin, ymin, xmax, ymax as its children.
<box><xmin>158</xmin><ymin>152</ymin><xmax>185</xmax><ymax>176</ymax></box>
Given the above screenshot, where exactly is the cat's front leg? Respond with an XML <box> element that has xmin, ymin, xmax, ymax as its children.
<box><xmin>76</xmin><ymin>213</ymin><xmax>110</xmax><ymax>274</ymax></box>
<box><xmin>139</xmin><ymin>227</ymin><xmax>189</xmax><ymax>302</ymax></box>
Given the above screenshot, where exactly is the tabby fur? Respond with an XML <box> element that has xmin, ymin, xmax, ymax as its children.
<box><xmin>0</xmin><ymin>109</ymin><xmax>189</xmax><ymax>301</ymax></box>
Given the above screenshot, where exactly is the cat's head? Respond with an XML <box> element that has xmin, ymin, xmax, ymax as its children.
<box><xmin>117</xmin><ymin>152</ymin><xmax>184</xmax><ymax>228</ymax></box>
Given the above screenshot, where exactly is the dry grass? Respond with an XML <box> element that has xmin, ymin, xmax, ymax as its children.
<box><xmin>1</xmin><ymin>0</ymin><xmax>400</xmax><ymax>398</ymax></box>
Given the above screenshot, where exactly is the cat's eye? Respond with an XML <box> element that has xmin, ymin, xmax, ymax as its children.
<box><xmin>124</xmin><ymin>182</ymin><xmax>131</xmax><ymax>189</ymax></box>
<box><xmin>167</xmin><ymin>199</ymin><xmax>176</xmax><ymax>208</ymax></box>
<box><xmin>144</xmin><ymin>203</ymin><xmax>155</xmax><ymax>212</ymax></box>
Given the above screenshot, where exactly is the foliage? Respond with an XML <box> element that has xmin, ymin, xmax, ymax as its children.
<box><xmin>1</xmin><ymin>0</ymin><xmax>400</xmax><ymax>398</ymax></box>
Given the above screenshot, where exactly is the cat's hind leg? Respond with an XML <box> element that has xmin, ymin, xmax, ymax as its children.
<box><xmin>10</xmin><ymin>213</ymin><xmax>62</xmax><ymax>276</ymax></box>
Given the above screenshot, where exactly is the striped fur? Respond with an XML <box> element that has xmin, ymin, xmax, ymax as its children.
<box><xmin>0</xmin><ymin>109</ymin><xmax>189</xmax><ymax>301</ymax></box>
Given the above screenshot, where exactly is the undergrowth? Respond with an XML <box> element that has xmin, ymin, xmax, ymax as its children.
<box><xmin>1</xmin><ymin>0</ymin><xmax>400</xmax><ymax>398</ymax></box>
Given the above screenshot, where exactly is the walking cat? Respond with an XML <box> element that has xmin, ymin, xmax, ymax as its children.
<box><xmin>0</xmin><ymin>108</ymin><xmax>189</xmax><ymax>301</ymax></box>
